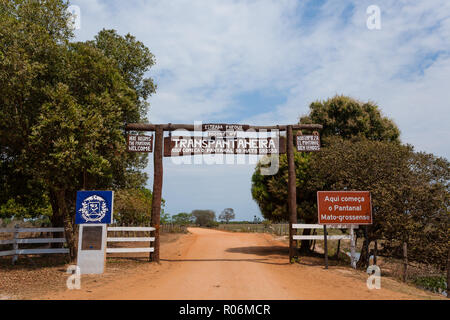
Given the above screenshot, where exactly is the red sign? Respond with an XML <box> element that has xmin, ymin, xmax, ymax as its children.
<box><xmin>317</xmin><ymin>191</ymin><xmax>372</xmax><ymax>225</ymax></box>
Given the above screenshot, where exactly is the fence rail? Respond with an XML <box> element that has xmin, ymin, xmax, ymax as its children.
<box><xmin>0</xmin><ymin>227</ymin><xmax>69</xmax><ymax>263</ymax></box>
<box><xmin>106</xmin><ymin>226</ymin><xmax>155</xmax><ymax>255</ymax></box>
<box><xmin>292</xmin><ymin>224</ymin><xmax>358</xmax><ymax>268</ymax></box>
<box><xmin>292</xmin><ymin>224</ymin><xmax>359</xmax><ymax>229</ymax></box>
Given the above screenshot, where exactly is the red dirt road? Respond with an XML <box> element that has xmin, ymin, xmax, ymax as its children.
<box><xmin>44</xmin><ymin>228</ymin><xmax>441</xmax><ymax>300</ymax></box>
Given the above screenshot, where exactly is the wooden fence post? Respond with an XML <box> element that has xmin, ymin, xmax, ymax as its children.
<box><xmin>287</xmin><ymin>125</ymin><xmax>297</xmax><ymax>263</ymax></box>
<box><xmin>12</xmin><ymin>225</ymin><xmax>19</xmax><ymax>265</ymax></box>
<box><xmin>350</xmin><ymin>225</ymin><xmax>356</xmax><ymax>269</ymax></box>
<box><xmin>334</xmin><ymin>239</ymin><xmax>341</xmax><ymax>260</ymax></box>
<box><xmin>323</xmin><ymin>225</ymin><xmax>328</xmax><ymax>269</ymax></box>
<box><xmin>447</xmin><ymin>246</ymin><xmax>449</xmax><ymax>299</ymax></box>
<box><xmin>373</xmin><ymin>240</ymin><xmax>378</xmax><ymax>265</ymax></box>
<box><xmin>402</xmin><ymin>241</ymin><xmax>408</xmax><ymax>282</ymax></box>
<box><xmin>150</xmin><ymin>125</ymin><xmax>163</xmax><ymax>263</ymax></box>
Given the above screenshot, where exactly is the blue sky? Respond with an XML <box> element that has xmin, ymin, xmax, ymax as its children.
<box><xmin>71</xmin><ymin>0</ymin><xmax>450</xmax><ymax>221</ymax></box>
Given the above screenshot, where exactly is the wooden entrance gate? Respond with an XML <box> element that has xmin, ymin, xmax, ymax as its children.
<box><xmin>125</xmin><ymin>123</ymin><xmax>322</xmax><ymax>263</ymax></box>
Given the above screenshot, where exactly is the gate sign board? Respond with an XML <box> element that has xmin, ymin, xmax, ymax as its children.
<box><xmin>203</xmin><ymin>123</ymin><xmax>250</xmax><ymax>138</ymax></box>
<box><xmin>75</xmin><ymin>191</ymin><xmax>114</xmax><ymax>224</ymax></box>
<box><xmin>297</xmin><ymin>135</ymin><xmax>321</xmax><ymax>152</ymax></box>
<box><xmin>317</xmin><ymin>191</ymin><xmax>372</xmax><ymax>225</ymax></box>
<box><xmin>164</xmin><ymin>136</ymin><xmax>286</xmax><ymax>157</ymax></box>
<box><xmin>127</xmin><ymin>134</ymin><xmax>153</xmax><ymax>152</ymax></box>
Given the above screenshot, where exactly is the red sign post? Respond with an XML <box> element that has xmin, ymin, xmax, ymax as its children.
<box><xmin>317</xmin><ymin>191</ymin><xmax>372</xmax><ymax>225</ymax></box>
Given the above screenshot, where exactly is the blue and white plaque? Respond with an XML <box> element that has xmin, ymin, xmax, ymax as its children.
<box><xmin>75</xmin><ymin>191</ymin><xmax>114</xmax><ymax>224</ymax></box>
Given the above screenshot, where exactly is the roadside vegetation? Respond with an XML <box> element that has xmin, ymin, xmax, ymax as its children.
<box><xmin>251</xmin><ymin>96</ymin><xmax>449</xmax><ymax>296</ymax></box>
<box><xmin>0</xmin><ymin>0</ymin><xmax>157</xmax><ymax>259</ymax></box>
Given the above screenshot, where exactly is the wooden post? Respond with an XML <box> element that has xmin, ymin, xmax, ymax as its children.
<box><xmin>286</xmin><ymin>125</ymin><xmax>297</xmax><ymax>263</ymax></box>
<box><xmin>312</xmin><ymin>229</ymin><xmax>317</xmax><ymax>252</ymax></box>
<box><xmin>150</xmin><ymin>125</ymin><xmax>163</xmax><ymax>263</ymax></box>
<box><xmin>364</xmin><ymin>225</ymin><xmax>370</xmax><ymax>267</ymax></box>
<box><xmin>447</xmin><ymin>246</ymin><xmax>449</xmax><ymax>299</ymax></box>
<box><xmin>12</xmin><ymin>225</ymin><xmax>19</xmax><ymax>265</ymax></box>
<box><xmin>323</xmin><ymin>225</ymin><xmax>328</xmax><ymax>269</ymax></box>
<box><xmin>402</xmin><ymin>241</ymin><xmax>408</xmax><ymax>282</ymax></box>
<box><xmin>334</xmin><ymin>239</ymin><xmax>341</xmax><ymax>260</ymax></box>
<box><xmin>350</xmin><ymin>225</ymin><xmax>356</xmax><ymax>269</ymax></box>
<box><xmin>373</xmin><ymin>240</ymin><xmax>378</xmax><ymax>265</ymax></box>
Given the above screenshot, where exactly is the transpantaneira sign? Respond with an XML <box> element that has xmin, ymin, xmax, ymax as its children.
<box><xmin>163</xmin><ymin>136</ymin><xmax>286</xmax><ymax>157</ymax></box>
<box><xmin>127</xmin><ymin>134</ymin><xmax>153</xmax><ymax>152</ymax></box>
<box><xmin>317</xmin><ymin>191</ymin><xmax>372</xmax><ymax>225</ymax></box>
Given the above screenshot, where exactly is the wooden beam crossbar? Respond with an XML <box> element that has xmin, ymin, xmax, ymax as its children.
<box><xmin>126</xmin><ymin>123</ymin><xmax>323</xmax><ymax>132</ymax></box>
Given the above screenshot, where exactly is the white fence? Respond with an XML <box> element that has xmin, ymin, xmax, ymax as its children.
<box><xmin>106</xmin><ymin>226</ymin><xmax>155</xmax><ymax>254</ymax></box>
<box><xmin>0</xmin><ymin>227</ymin><xmax>69</xmax><ymax>263</ymax></box>
<box><xmin>292</xmin><ymin>224</ymin><xmax>358</xmax><ymax>268</ymax></box>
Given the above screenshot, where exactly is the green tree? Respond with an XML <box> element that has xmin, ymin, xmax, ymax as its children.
<box><xmin>307</xmin><ymin>137</ymin><xmax>449</xmax><ymax>269</ymax></box>
<box><xmin>219</xmin><ymin>208</ymin><xmax>235</xmax><ymax>223</ymax></box>
<box><xmin>113</xmin><ymin>188</ymin><xmax>165</xmax><ymax>226</ymax></box>
<box><xmin>192</xmin><ymin>210</ymin><xmax>216</xmax><ymax>227</ymax></box>
<box><xmin>172</xmin><ymin>212</ymin><xmax>194</xmax><ymax>226</ymax></box>
<box><xmin>381</xmin><ymin>152</ymin><xmax>449</xmax><ymax>270</ymax></box>
<box><xmin>300</xmin><ymin>95</ymin><xmax>400</xmax><ymax>143</ymax></box>
<box><xmin>0</xmin><ymin>0</ymin><xmax>156</xmax><ymax>259</ymax></box>
<box><xmin>307</xmin><ymin>137</ymin><xmax>412</xmax><ymax>267</ymax></box>
<box><xmin>252</xmin><ymin>95</ymin><xmax>401</xmax><ymax>253</ymax></box>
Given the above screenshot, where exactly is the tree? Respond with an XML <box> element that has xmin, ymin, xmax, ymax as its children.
<box><xmin>299</xmin><ymin>95</ymin><xmax>400</xmax><ymax>143</ymax></box>
<box><xmin>219</xmin><ymin>208</ymin><xmax>235</xmax><ymax>223</ymax></box>
<box><xmin>0</xmin><ymin>0</ymin><xmax>156</xmax><ymax>259</ymax></box>
<box><xmin>252</xmin><ymin>95</ymin><xmax>401</xmax><ymax>253</ymax></box>
<box><xmin>113</xmin><ymin>188</ymin><xmax>166</xmax><ymax>226</ymax></box>
<box><xmin>191</xmin><ymin>210</ymin><xmax>216</xmax><ymax>227</ymax></box>
<box><xmin>172</xmin><ymin>212</ymin><xmax>194</xmax><ymax>226</ymax></box>
<box><xmin>307</xmin><ymin>136</ymin><xmax>449</xmax><ymax>270</ymax></box>
<box><xmin>307</xmin><ymin>136</ymin><xmax>413</xmax><ymax>267</ymax></box>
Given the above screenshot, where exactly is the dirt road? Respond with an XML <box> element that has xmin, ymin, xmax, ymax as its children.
<box><xmin>44</xmin><ymin>228</ymin><xmax>441</xmax><ymax>300</ymax></box>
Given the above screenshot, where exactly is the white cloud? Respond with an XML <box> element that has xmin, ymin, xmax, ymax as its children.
<box><xmin>71</xmin><ymin>0</ymin><xmax>450</xmax><ymax>218</ymax></box>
